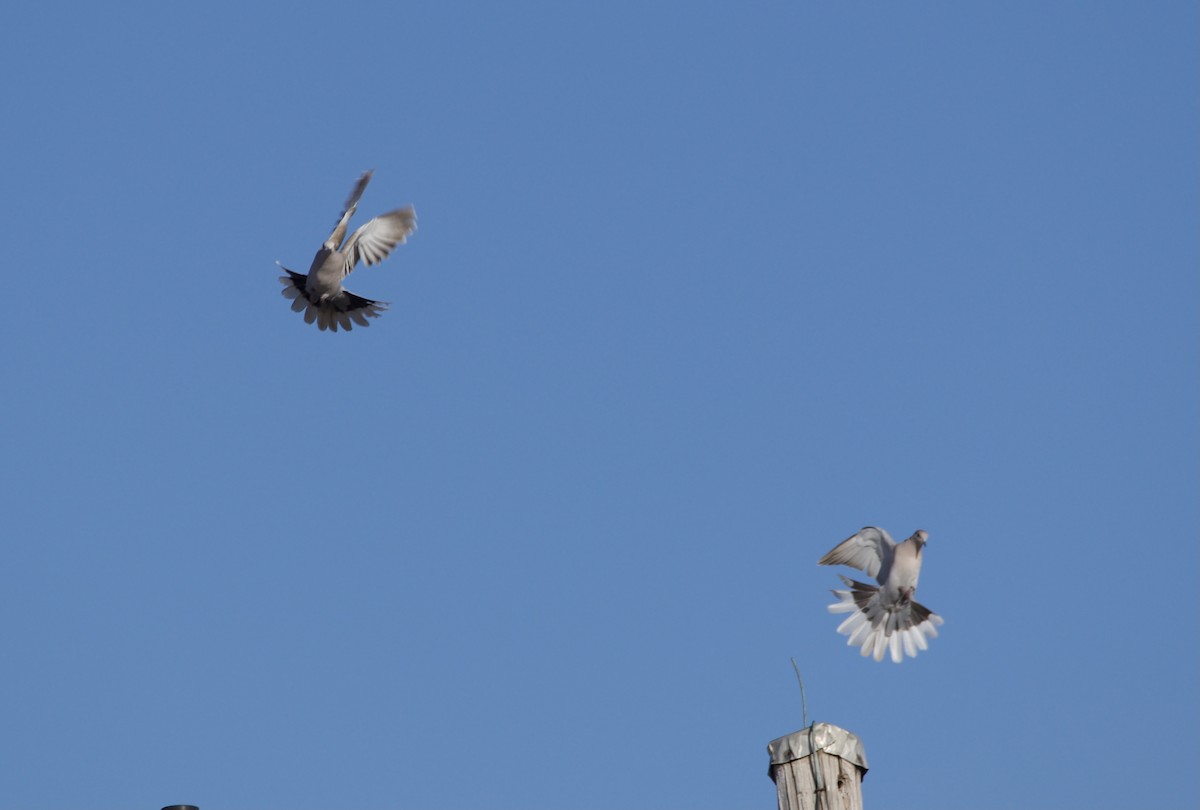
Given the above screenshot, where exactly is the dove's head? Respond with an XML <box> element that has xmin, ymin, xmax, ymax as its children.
<box><xmin>912</xmin><ymin>529</ymin><xmax>929</xmax><ymax>549</ymax></box>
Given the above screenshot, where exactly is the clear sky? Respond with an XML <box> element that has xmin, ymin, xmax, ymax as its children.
<box><xmin>1</xmin><ymin>2</ymin><xmax>1195</xmax><ymax>809</ymax></box>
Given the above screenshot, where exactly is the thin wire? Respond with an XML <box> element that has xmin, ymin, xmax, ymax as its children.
<box><xmin>791</xmin><ymin>658</ymin><xmax>825</xmax><ymax>810</ymax></box>
<box><xmin>790</xmin><ymin>657</ymin><xmax>808</xmax><ymax>729</ymax></box>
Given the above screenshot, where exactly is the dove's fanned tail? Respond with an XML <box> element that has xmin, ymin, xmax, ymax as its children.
<box><xmin>278</xmin><ymin>269</ymin><xmax>387</xmax><ymax>333</ymax></box>
<box><xmin>828</xmin><ymin>575</ymin><xmax>943</xmax><ymax>663</ymax></box>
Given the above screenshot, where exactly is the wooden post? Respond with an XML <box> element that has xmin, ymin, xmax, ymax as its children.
<box><xmin>768</xmin><ymin>722</ymin><xmax>868</xmax><ymax>810</ymax></box>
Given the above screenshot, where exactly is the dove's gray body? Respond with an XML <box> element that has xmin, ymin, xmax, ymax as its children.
<box><xmin>279</xmin><ymin>171</ymin><xmax>417</xmax><ymax>332</ymax></box>
<box><xmin>818</xmin><ymin>527</ymin><xmax>943</xmax><ymax>663</ymax></box>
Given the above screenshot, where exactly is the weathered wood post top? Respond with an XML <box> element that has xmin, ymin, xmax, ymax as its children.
<box><xmin>768</xmin><ymin>722</ymin><xmax>868</xmax><ymax>810</ymax></box>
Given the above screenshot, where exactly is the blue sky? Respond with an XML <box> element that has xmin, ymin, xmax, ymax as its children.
<box><xmin>1</xmin><ymin>2</ymin><xmax>1196</xmax><ymax>808</ymax></box>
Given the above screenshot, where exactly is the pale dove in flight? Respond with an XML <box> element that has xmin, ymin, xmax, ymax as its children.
<box><xmin>278</xmin><ymin>170</ymin><xmax>417</xmax><ymax>332</ymax></box>
<box><xmin>819</xmin><ymin>527</ymin><xmax>943</xmax><ymax>663</ymax></box>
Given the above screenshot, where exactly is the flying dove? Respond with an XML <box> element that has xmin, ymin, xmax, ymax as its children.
<box><xmin>819</xmin><ymin>527</ymin><xmax>943</xmax><ymax>663</ymax></box>
<box><xmin>278</xmin><ymin>170</ymin><xmax>417</xmax><ymax>332</ymax></box>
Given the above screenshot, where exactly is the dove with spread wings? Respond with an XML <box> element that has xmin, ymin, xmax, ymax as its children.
<box><xmin>819</xmin><ymin>527</ymin><xmax>944</xmax><ymax>663</ymax></box>
<box><xmin>278</xmin><ymin>171</ymin><xmax>417</xmax><ymax>332</ymax></box>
